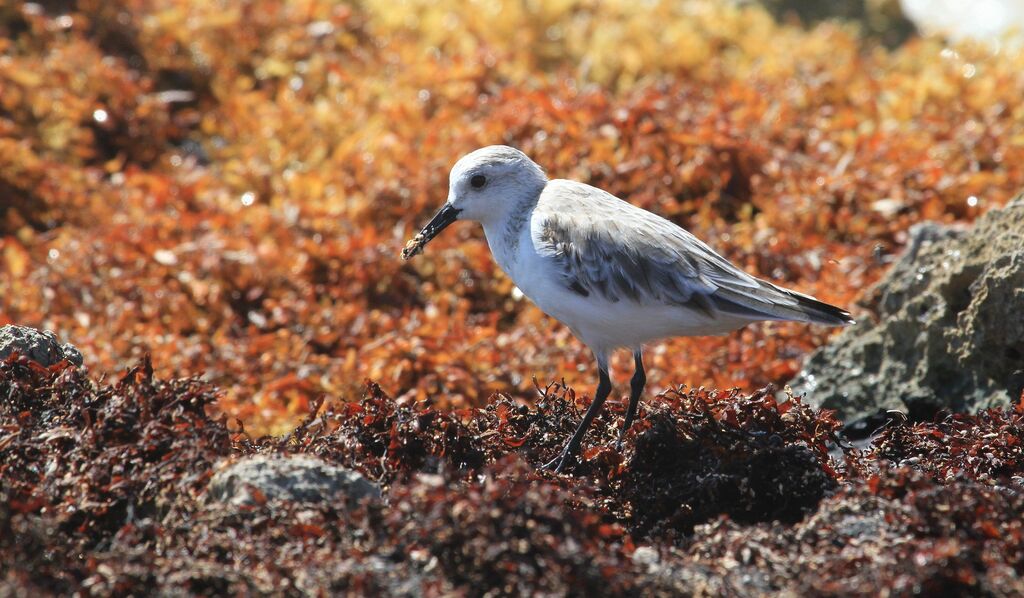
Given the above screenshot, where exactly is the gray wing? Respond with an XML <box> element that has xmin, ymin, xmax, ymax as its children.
<box><xmin>532</xmin><ymin>181</ymin><xmax>852</xmax><ymax>325</ymax></box>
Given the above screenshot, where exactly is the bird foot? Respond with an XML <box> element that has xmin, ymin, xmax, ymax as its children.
<box><xmin>541</xmin><ymin>451</ymin><xmax>573</xmax><ymax>473</ymax></box>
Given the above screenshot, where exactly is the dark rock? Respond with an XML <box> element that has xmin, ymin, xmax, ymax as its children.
<box><xmin>0</xmin><ymin>325</ymin><xmax>83</xmax><ymax>367</ymax></box>
<box><xmin>790</xmin><ymin>195</ymin><xmax>1024</xmax><ymax>422</ymax></box>
<box><xmin>753</xmin><ymin>0</ymin><xmax>916</xmax><ymax>47</ymax></box>
<box><xmin>207</xmin><ymin>454</ymin><xmax>381</xmax><ymax>507</ymax></box>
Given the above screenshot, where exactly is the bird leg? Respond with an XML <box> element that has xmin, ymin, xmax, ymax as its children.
<box><xmin>616</xmin><ymin>349</ymin><xmax>646</xmax><ymax>451</ymax></box>
<box><xmin>543</xmin><ymin>365</ymin><xmax>612</xmax><ymax>473</ymax></box>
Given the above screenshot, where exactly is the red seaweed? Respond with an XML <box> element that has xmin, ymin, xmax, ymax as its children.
<box><xmin>4</xmin><ymin>356</ymin><xmax>1023</xmax><ymax>595</ymax></box>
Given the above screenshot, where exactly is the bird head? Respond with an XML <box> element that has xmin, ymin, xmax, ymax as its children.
<box><xmin>402</xmin><ymin>145</ymin><xmax>547</xmax><ymax>259</ymax></box>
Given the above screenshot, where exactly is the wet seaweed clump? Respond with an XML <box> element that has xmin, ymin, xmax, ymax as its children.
<box><xmin>620</xmin><ymin>386</ymin><xmax>841</xmax><ymax>540</ymax></box>
<box><xmin>4</xmin><ymin>355</ymin><xmax>1024</xmax><ymax>594</ymax></box>
<box><xmin>279</xmin><ymin>381</ymin><xmax>489</xmax><ymax>487</ymax></box>
<box><xmin>872</xmin><ymin>407</ymin><xmax>1024</xmax><ymax>484</ymax></box>
<box><xmin>380</xmin><ymin>458</ymin><xmax>634</xmax><ymax>596</ymax></box>
<box><xmin>675</xmin><ymin>465</ymin><xmax>1024</xmax><ymax>596</ymax></box>
<box><xmin>0</xmin><ymin>355</ymin><xmax>232</xmax><ymax>594</ymax></box>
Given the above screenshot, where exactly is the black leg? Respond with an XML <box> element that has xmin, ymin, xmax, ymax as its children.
<box><xmin>617</xmin><ymin>349</ymin><xmax>646</xmax><ymax>451</ymax></box>
<box><xmin>543</xmin><ymin>365</ymin><xmax>612</xmax><ymax>473</ymax></box>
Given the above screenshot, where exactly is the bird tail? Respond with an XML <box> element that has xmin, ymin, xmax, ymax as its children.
<box><xmin>710</xmin><ymin>283</ymin><xmax>855</xmax><ymax>326</ymax></box>
<box><xmin>777</xmin><ymin>286</ymin><xmax>855</xmax><ymax>326</ymax></box>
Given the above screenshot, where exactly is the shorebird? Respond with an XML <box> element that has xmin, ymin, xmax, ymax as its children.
<box><xmin>402</xmin><ymin>145</ymin><xmax>853</xmax><ymax>472</ymax></box>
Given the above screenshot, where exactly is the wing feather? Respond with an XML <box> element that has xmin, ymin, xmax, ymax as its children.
<box><xmin>532</xmin><ymin>180</ymin><xmax>852</xmax><ymax>325</ymax></box>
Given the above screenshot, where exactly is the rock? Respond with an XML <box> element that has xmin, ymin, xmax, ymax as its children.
<box><xmin>207</xmin><ymin>454</ymin><xmax>380</xmax><ymax>507</ymax></box>
<box><xmin>790</xmin><ymin>195</ymin><xmax>1024</xmax><ymax>423</ymax></box>
<box><xmin>751</xmin><ymin>0</ymin><xmax>916</xmax><ymax>47</ymax></box>
<box><xmin>0</xmin><ymin>325</ymin><xmax>83</xmax><ymax>367</ymax></box>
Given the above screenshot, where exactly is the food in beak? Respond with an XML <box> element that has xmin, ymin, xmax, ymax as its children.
<box><xmin>401</xmin><ymin>203</ymin><xmax>461</xmax><ymax>260</ymax></box>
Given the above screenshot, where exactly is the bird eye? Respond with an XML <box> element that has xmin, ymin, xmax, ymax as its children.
<box><xmin>470</xmin><ymin>174</ymin><xmax>487</xmax><ymax>189</ymax></box>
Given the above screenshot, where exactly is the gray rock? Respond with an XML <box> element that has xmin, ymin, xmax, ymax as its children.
<box><xmin>790</xmin><ymin>194</ymin><xmax>1024</xmax><ymax>423</ymax></box>
<box><xmin>745</xmin><ymin>0</ymin><xmax>915</xmax><ymax>47</ymax></box>
<box><xmin>0</xmin><ymin>325</ymin><xmax>83</xmax><ymax>367</ymax></box>
<box><xmin>207</xmin><ymin>454</ymin><xmax>380</xmax><ymax>507</ymax></box>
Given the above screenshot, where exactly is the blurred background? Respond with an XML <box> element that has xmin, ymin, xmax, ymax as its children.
<box><xmin>1</xmin><ymin>0</ymin><xmax>1023</xmax><ymax>434</ymax></box>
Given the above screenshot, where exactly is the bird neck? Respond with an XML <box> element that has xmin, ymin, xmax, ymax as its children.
<box><xmin>480</xmin><ymin>195</ymin><xmax>537</xmax><ymax>276</ymax></box>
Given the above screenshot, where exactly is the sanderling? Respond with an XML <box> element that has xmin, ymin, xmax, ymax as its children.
<box><xmin>403</xmin><ymin>145</ymin><xmax>853</xmax><ymax>472</ymax></box>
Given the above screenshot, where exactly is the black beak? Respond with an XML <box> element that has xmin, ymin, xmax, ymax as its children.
<box><xmin>401</xmin><ymin>203</ymin><xmax>462</xmax><ymax>260</ymax></box>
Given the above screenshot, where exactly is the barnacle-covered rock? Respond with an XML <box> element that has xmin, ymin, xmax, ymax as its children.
<box><xmin>791</xmin><ymin>194</ymin><xmax>1024</xmax><ymax>422</ymax></box>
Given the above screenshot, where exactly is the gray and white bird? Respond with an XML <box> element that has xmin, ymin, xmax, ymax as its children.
<box><xmin>402</xmin><ymin>145</ymin><xmax>853</xmax><ymax>472</ymax></box>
